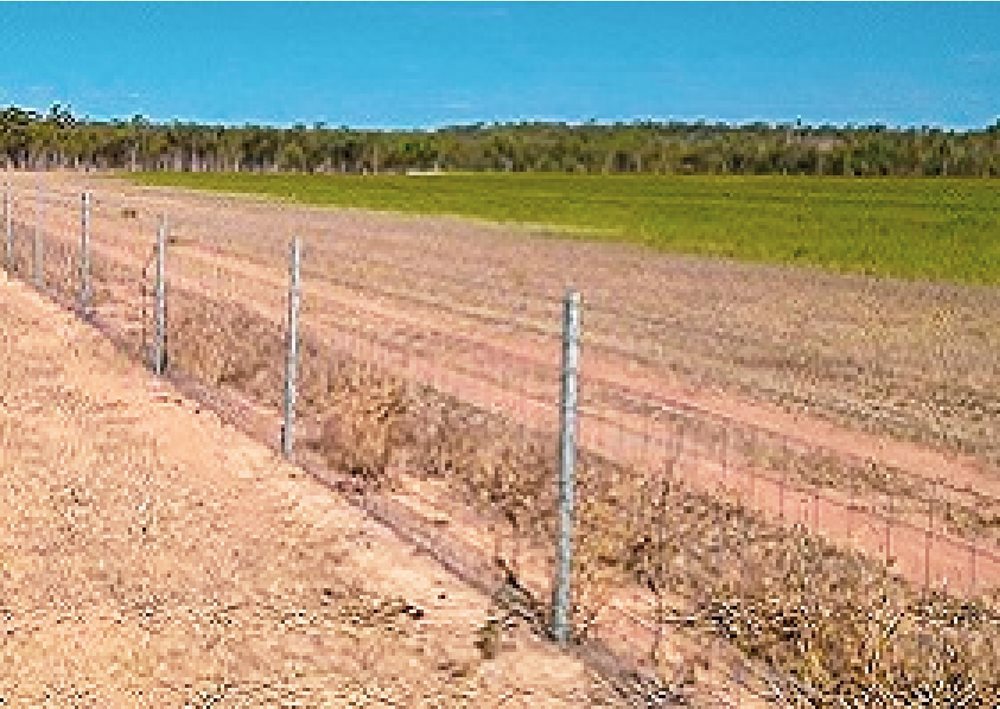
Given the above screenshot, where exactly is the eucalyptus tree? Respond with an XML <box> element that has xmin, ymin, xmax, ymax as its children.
<box><xmin>2</xmin><ymin>102</ymin><xmax>999</xmax><ymax>177</ymax></box>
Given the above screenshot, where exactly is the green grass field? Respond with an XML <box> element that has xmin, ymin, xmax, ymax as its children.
<box><xmin>130</xmin><ymin>172</ymin><xmax>1000</xmax><ymax>286</ymax></box>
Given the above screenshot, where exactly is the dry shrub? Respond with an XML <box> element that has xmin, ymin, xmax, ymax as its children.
<box><xmin>507</xmin><ymin>444</ymin><xmax>1000</xmax><ymax>703</ymax></box>
<box><xmin>166</xmin><ymin>290</ymin><xmax>284</xmax><ymax>406</ymax></box>
<box><xmin>616</xmin><ymin>484</ymin><xmax>998</xmax><ymax>702</ymax></box>
<box><xmin>371</xmin><ymin>403</ymin><xmax>558</xmax><ymax>574</ymax></box>
<box><xmin>313</xmin><ymin>366</ymin><xmax>410</xmax><ymax>486</ymax></box>
<box><xmin>698</xmin><ymin>568</ymin><xmax>999</xmax><ymax>703</ymax></box>
<box><xmin>102</xmin><ymin>277</ymin><xmax>999</xmax><ymax>702</ymax></box>
<box><xmin>293</xmin><ymin>341</ymin><xmax>1000</xmax><ymax>703</ymax></box>
<box><xmin>574</xmin><ymin>465</ymin><xmax>683</xmax><ymax>648</ymax></box>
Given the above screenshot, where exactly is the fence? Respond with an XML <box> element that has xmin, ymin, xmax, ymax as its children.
<box><xmin>2</xmin><ymin>175</ymin><xmax>998</xmax><ymax>704</ymax></box>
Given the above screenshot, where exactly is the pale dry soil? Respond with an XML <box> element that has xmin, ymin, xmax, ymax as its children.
<box><xmin>14</xmin><ymin>171</ymin><xmax>1000</xmax><ymax>481</ymax></box>
<box><xmin>0</xmin><ymin>274</ymin><xmax>622</xmax><ymax>707</ymax></box>
<box><xmin>7</xmin><ymin>172</ymin><xmax>998</xmax><ymax>587</ymax></box>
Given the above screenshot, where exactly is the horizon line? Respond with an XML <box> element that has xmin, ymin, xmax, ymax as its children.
<box><xmin>4</xmin><ymin>102</ymin><xmax>999</xmax><ymax>135</ymax></box>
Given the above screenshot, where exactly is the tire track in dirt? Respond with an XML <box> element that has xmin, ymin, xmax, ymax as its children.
<box><xmin>19</xmin><ymin>206</ymin><xmax>1000</xmax><ymax>595</ymax></box>
<box><xmin>29</xmin><ymin>177</ymin><xmax>1000</xmax><ymax>469</ymax></box>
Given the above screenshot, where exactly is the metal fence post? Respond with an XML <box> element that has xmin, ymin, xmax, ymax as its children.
<box><xmin>3</xmin><ymin>182</ymin><xmax>12</xmax><ymax>273</ymax></box>
<box><xmin>281</xmin><ymin>235</ymin><xmax>302</xmax><ymax>459</ymax></box>
<box><xmin>3</xmin><ymin>182</ymin><xmax>12</xmax><ymax>274</ymax></box>
<box><xmin>552</xmin><ymin>289</ymin><xmax>581</xmax><ymax>646</ymax></box>
<box><xmin>152</xmin><ymin>215</ymin><xmax>167</xmax><ymax>375</ymax></box>
<box><xmin>33</xmin><ymin>182</ymin><xmax>44</xmax><ymax>288</ymax></box>
<box><xmin>79</xmin><ymin>191</ymin><xmax>92</xmax><ymax>316</ymax></box>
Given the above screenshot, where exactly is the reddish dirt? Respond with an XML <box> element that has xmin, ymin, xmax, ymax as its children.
<box><xmin>6</xmin><ymin>171</ymin><xmax>1000</xmax><ymax>704</ymax></box>
<box><xmin>0</xmin><ymin>273</ymin><xmax>631</xmax><ymax>707</ymax></box>
<box><xmin>5</xmin><ymin>172</ymin><xmax>996</xmax><ymax>596</ymax></box>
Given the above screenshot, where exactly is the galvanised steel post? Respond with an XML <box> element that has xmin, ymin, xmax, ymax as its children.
<box><xmin>152</xmin><ymin>215</ymin><xmax>167</xmax><ymax>375</ymax></box>
<box><xmin>281</xmin><ymin>235</ymin><xmax>302</xmax><ymax>459</ymax></box>
<box><xmin>79</xmin><ymin>192</ymin><xmax>92</xmax><ymax>316</ymax></box>
<box><xmin>33</xmin><ymin>182</ymin><xmax>44</xmax><ymax>288</ymax></box>
<box><xmin>3</xmin><ymin>182</ymin><xmax>12</xmax><ymax>273</ymax></box>
<box><xmin>552</xmin><ymin>289</ymin><xmax>581</xmax><ymax>646</ymax></box>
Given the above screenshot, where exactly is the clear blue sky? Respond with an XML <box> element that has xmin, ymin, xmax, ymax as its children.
<box><xmin>1</xmin><ymin>2</ymin><xmax>998</xmax><ymax>129</ymax></box>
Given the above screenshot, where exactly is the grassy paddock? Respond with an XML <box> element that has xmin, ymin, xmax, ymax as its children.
<box><xmin>130</xmin><ymin>172</ymin><xmax>1000</xmax><ymax>285</ymax></box>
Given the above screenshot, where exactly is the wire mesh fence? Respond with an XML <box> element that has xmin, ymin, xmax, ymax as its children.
<box><xmin>3</xmin><ymin>175</ymin><xmax>999</xmax><ymax>704</ymax></box>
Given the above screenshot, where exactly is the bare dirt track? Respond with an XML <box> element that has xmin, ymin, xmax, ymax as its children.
<box><xmin>4</xmin><ymin>171</ymin><xmax>1000</xmax><ymax>703</ymax></box>
<box><xmin>6</xmin><ymin>171</ymin><xmax>998</xmax><ymax>591</ymax></box>
<box><xmin>0</xmin><ymin>273</ymin><xmax>624</xmax><ymax>707</ymax></box>
<box><xmin>57</xmin><ymin>174</ymin><xmax>1000</xmax><ymax>466</ymax></box>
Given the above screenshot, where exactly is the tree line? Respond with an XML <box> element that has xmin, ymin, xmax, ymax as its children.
<box><xmin>3</xmin><ymin>103</ymin><xmax>1000</xmax><ymax>177</ymax></box>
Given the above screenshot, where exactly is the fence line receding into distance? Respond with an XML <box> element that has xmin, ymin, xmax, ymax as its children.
<box><xmin>2</xmin><ymin>178</ymin><xmax>998</xmax><ymax>704</ymax></box>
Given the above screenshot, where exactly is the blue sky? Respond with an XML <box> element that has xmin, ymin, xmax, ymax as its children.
<box><xmin>1</xmin><ymin>2</ymin><xmax>998</xmax><ymax>129</ymax></box>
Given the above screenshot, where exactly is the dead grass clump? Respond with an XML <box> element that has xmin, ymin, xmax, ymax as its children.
<box><xmin>54</xmin><ymin>257</ymin><xmax>995</xmax><ymax>702</ymax></box>
<box><xmin>283</xmin><ymin>341</ymin><xmax>414</xmax><ymax>487</ymax></box>
<box><xmin>417</xmin><ymin>406</ymin><xmax>561</xmax><ymax>568</ymax></box>
<box><xmin>698</xmin><ymin>581</ymin><xmax>999</xmax><ymax>703</ymax></box>
<box><xmin>615</xmin><ymin>479</ymin><xmax>999</xmax><ymax>702</ymax></box>
<box><xmin>313</xmin><ymin>369</ymin><xmax>410</xmax><ymax>487</ymax></box>
<box><xmin>505</xmin><ymin>446</ymin><xmax>1000</xmax><ymax>703</ymax></box>
<box><xmin>165</xmin><ymin>291</ymin><xmax>284</xmax><ymax>406</ymax></box>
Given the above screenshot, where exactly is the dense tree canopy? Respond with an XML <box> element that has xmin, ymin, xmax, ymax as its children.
<box><xmin>3</xmin><ymin>104</ymin><xmax>1000</xmax><ymax>177</ymax></box>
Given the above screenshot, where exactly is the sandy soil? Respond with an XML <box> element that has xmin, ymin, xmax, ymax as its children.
<box><xmin>31</xmin><ymin>172</ymin><xmax>1000</xmax><ymax>468</ymax></box>
<box><xmin>3</xmin><ymin>172</ymin><xmax>998</xmax><ymax>702</ymax></box>
<box><xmin>3</xmin><ymin>172</ymin><xmax>995</xmax><ymax>596</ymax></box>
<box><xmin>0</xmin><ymin>273</ymin><xmax>626</xmax><ymax>707</ymax></box>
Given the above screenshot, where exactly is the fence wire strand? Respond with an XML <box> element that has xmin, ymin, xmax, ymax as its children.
<box><xmin>3</xmin><ymin>176</ymin><xmax>999</xmax><ymax>705</ymax></box>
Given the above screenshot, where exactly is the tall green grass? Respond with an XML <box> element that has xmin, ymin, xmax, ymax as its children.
<box><xmin>130</xmin><ymin>172</ymin><xmax>1000</xmax><ymax>285</ymax></box>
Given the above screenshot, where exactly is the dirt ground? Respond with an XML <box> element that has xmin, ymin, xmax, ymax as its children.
<box><xmin>0</xmin><ymin>273</ymin><xmax>626</xmax><ymax>707</ymax></box>
<box><xmin>34</xmin><ymin>172</ymin><xmax>1000</xmax><ymax>468</ymax></box>
<box><xmin>3</xmin><ymin>171</ymin><xmax>999</xmax><ymax>703</ymax></box>
<box><xmin>3</xmin><ymin>172</ymin><xmax>995</xmax><ymax>593</ymax></box>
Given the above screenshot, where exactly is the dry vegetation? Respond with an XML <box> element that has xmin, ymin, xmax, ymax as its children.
<box><xmin>597</xmin><ymin>392</ymin><xmax>1000</xmax><ymax>546</ymax></box>
<box><xmin>5</xmin><ymin>175</ymin><xmax>1000</xmax><ymax>704</ymax></box>
<box><xmin>154</xmin><ymin>280</ymin><xmax>1000</xmax><ymax>704</ymax></box>
<box><xmin>0</xmin><ymin>278</ymin><xmax>626</xmax><ymax>708</ymax></box>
